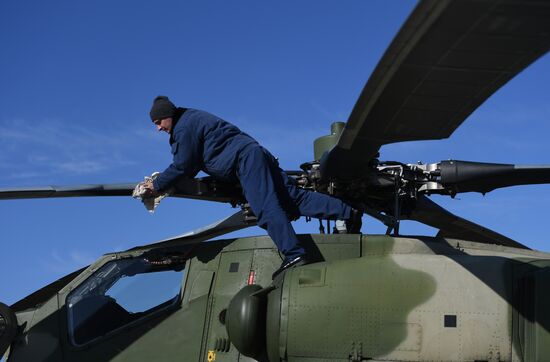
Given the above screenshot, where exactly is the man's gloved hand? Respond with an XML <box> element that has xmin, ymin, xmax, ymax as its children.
<box><xmin>132</xmin><ymin>172</ymin><xmax>169</xmax><ymax>213</ymax></box>
<box><xmin>142</xmin><ymin>179</ymin><xmax>159</xmax><ymax>198</ymax></box>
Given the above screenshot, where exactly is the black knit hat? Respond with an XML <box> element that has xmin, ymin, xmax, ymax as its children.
<box><xmin>149</xmin><ymin>96</ymin><xmax>176</xmax><ymax>121</ymax></box>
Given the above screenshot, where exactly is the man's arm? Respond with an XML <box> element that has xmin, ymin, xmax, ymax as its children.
<box><xmin>151</xmin><ymin>124</ymin><xmax>203</xmax><ymax>192</ymax></box>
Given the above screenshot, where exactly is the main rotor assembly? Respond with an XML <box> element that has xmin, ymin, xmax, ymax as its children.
<box><xmin>297</xmin><ymin>121</ymin><xmax>550</xmax><ymax>239</ymax></box>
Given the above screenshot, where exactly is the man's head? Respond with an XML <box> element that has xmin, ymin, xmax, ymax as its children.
<box><xmin>150</xmin><ymin>96</ymin><xmax>176</xmax><ymax>133</ymax></box>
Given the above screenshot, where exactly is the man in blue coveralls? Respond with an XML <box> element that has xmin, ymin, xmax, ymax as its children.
<box><xmin>144</xmin><ymin>96</ymin><xmax>362</xmax><ymax>278</ymax></box>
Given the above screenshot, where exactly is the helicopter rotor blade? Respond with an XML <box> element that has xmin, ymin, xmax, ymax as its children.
<box><xmin>0</xmin><ymin>184</ymin><xmax>136</xmax><ymax>199</ymax></box>
<box><xmin>9</xmin><ymin>209</ymin><xmax>256</xmax><ymax>310</ymax></box>
<box><xmin>323</xmin><ymin>0</ymin><xmax>550</xmax><ymax>177</ymax></box>
<box><xmin>0</xmin><ymin>177</ymin><xmax>245</xmax><ymax>204</ymax></box>
<box><xmin>439</xmin><ymin>161</ymin><xmax>550</xmax><ymax>194</ymax></box>
<box><xmin>129</xmin><ymin>210</ymin><xmax>256</xmax><ymax>251</ymax></box>
<box><xmin>405</xmin><ymin>195</ymin><xmax>527</xmax><ymax>249</ymax></box>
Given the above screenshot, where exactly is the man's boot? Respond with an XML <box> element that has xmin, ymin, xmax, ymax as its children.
<box><xmin>272</xmin><ymin>255</ymin><xmax>310</xmax><ymax>280</ymax></box>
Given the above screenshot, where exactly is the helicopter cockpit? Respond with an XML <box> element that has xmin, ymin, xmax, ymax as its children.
<box><xmin>66</xmin><ymin>254</ymin><xmax>186</xmax><ymax>346</ymax></box>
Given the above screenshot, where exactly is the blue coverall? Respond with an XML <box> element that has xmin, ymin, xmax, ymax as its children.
<box><xmin>153</xmin><ymin>109</ymin><xmax>351</xmax><ymax>261</ymax></box>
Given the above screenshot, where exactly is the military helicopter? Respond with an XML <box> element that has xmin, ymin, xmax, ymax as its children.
<box><xmin>2</xmin><ymin>0</ymin><xmax>550</xmax><ymax>361</ymax></box>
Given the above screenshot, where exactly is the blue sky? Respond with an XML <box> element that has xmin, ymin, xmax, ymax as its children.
<box><xmin>1</xmin><ymin>0</ymin><xmax>550</xmax><ymax>306</ymax></box>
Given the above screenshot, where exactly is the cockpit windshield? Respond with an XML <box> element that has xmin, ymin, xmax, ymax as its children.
<box><xmin>66</xmin><ymin>254</ymin><xmax>186</xmax><ymax>346</ymax></box>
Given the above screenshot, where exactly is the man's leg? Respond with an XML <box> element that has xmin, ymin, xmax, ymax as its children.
<box><xmin>237</xmin><ymin>146</ymin><xmax>306</xmax><ymax>261</ymax></box>
<box><xmin>281</xmin><ymin>172</ymin><xmax>352</xmax><ymax>220</ymax></box>
<box><xmin>281</xmin><ymin>171</ymin><xmax>363</xmax><ymax>233</ymax></box>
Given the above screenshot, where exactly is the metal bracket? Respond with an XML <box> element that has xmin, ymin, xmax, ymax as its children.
<box><xmin>391</xmin><ymin>176</ymin><xmax>402</xmax><ymax>235</ymax></box>
<box><xmin>240</xmin><ymin>203</ymin><xmax>257</xmax><ymax>224</ymax></box>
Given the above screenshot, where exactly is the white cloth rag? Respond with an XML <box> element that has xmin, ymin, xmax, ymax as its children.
<box><xmin>132</xmin><ymin>172</ymin><xmax>170</xmax><ymax>213</ymax></box>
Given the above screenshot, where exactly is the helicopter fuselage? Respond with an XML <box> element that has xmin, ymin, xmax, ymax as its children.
<box><xmin>5</xmin><ymin>234</ymin><xmax>550</xmax><ymax>361</ymax></box>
